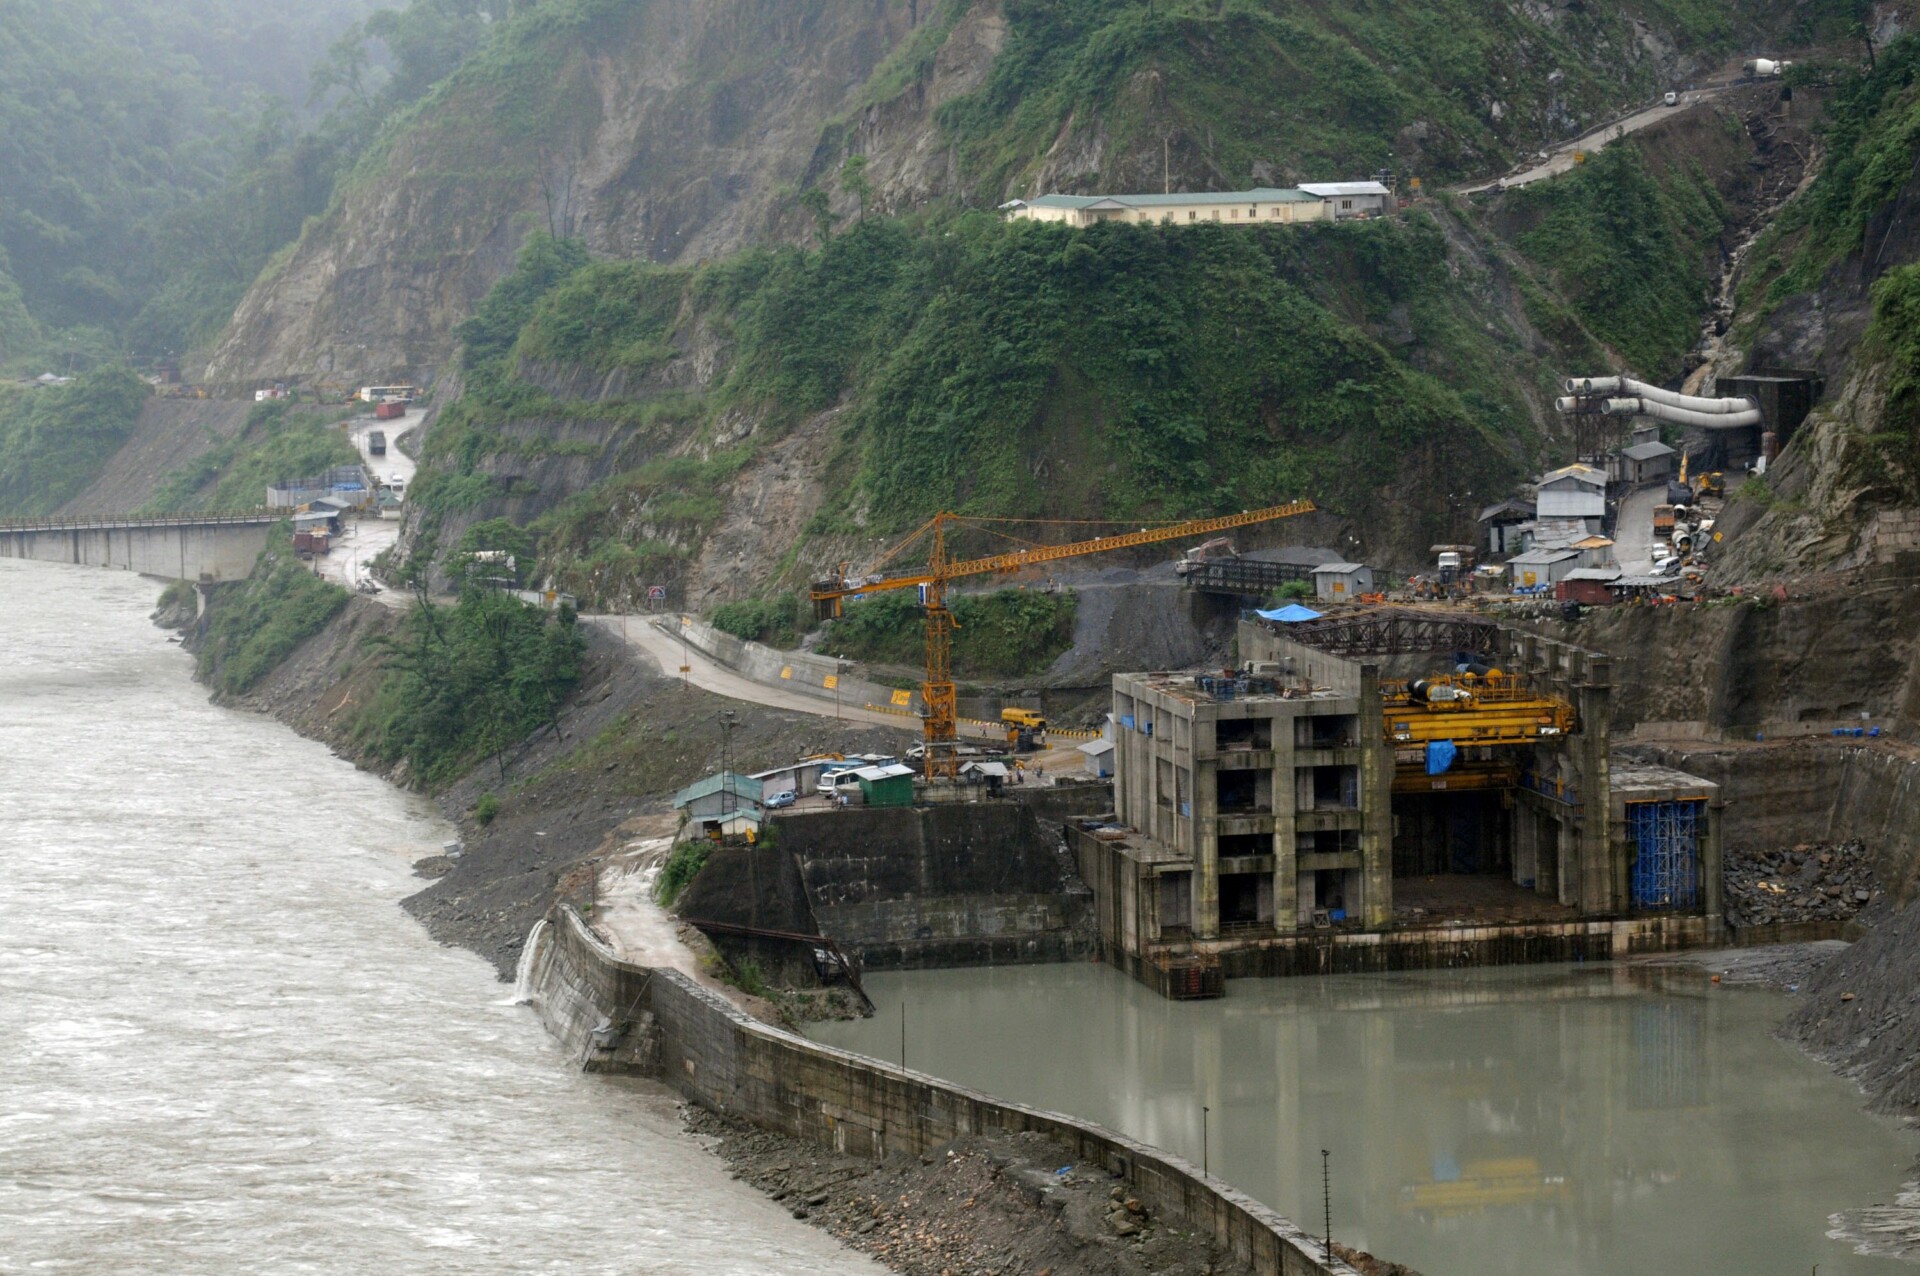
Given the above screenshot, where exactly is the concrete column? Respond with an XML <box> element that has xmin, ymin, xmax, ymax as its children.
<box><xmin>1194</xmin><ymin>751</ymin><xmax>1219</xmax><ymax>939</ymax></box>
<box><xmin>1701</xmin><ymin>796</ymin><xmax>1725</xmax><ymax>922</ymax></box>
<box><xmin>1273</xmin><ymin>710</ymin><xmax>1298</xmax><ymax>932</ymax></box>
<box><xmin>1574</xmin><ymin>656</ymin><xmax>1613</xmax><ymax>913</ymax></box>
<box><xmin>1359</xmin><ymin>664</ymin><xmax>1393</xmax><ymax>927</ymax></box>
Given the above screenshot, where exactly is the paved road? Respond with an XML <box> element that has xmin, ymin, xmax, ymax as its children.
<box><xmin>586</xmin><ymin>614</ymin><xmax>919</xmax><ymax>733</ymax></box>
<box><xmin>1455</xmin><ymin>90</ymin><xmax>1727</xmax><ymax>194</ymax></box>
<box><xmin>315</xmin><ymin>412</ymin><xmax>417</xmax><ymax>598</ymax></box>
<box><xmin>586</xmin><ymin>613</ymin><xmax>1100</xmax><ymax>775</ymax></box>
<box><xmin>1614</xmin><ymin>484</ymin><xmax>1663</xmax><ymax>575</ymax></box>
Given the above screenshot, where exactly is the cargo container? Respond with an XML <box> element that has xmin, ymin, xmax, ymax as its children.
<box><xmin>374</xmin><ymin>400</ymin><xmax>407</xmax><ymax>421</ymax></box>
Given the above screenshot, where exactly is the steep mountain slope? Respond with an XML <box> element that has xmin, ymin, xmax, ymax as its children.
<box><xmin>0</xmin><ymin>0</ymin><xmax>372</xmax><ymax>364</ymax></box>
<box><xmin>1709</xmin><ymin>34</ymin><xmax>1920</xmax><ymax>577</ymax></box>
<box><xmin>207</xmin><ymin>0</ymin><xmax>1800</xmax><ymax>388</ymax></box>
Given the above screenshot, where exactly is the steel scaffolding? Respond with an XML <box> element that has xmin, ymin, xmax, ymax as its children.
<box><xmin>1626</xmin><ymin>799</ymin><xmax>1703</xmax><ymax>910</ymax></box>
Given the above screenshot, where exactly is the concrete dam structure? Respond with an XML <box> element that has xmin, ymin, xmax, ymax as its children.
<box><xmin>0</xmin><ymin>513</ymin><xmax>279</xmax><ymax>582</ymax></box>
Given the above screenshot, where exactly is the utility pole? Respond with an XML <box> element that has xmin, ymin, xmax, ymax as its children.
<box><xmin>718</xmin><ymin>710</ymin><xmax>739</xmax><ymax>818</ymax></box>
<box><xmin>1201</xmin><ymin>1105</ymin><xmax>1210</xmax><ymax>1175</ymax></box>
<box><xmin>1322</xmin><ymin>1149</ymin><xmax>1333</xmax><ymax>1264</ymax></box>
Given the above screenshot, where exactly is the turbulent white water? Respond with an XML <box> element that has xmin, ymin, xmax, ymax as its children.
<box><xmin>0</xmin><ymin>561</ymin><xmax>879</xmax><ymax>1275</ymax></box>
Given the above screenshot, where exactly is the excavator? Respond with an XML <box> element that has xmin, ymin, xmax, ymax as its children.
<box><xmin>811</xmin><ymin>501</ymin><xmax>1318</xmax><ymax>778</ymax></box>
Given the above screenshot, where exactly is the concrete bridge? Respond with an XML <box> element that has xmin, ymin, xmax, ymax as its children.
<box><xmin>0</xmin><ymin>512</ymin><xmax>280</xmax><ymax>582</ymax></box>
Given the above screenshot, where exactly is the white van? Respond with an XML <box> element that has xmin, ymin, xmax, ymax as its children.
<box><xmin>817</xmin><ymin>769</ymin><xmax>863</xmax><ymax>799</ymax></box>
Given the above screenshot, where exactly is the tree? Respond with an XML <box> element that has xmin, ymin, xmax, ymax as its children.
<box><xmin>798</xmin><ymin>188</ymin><xmax>838</xmax><ymax>247</ymax></box>
<box><xmin>840</xmin><ymin>154</ymin><xmax>874</xmax><ymax>221</ymax></box>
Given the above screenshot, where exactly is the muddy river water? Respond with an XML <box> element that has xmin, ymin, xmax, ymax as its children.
<box><xmin>0</xmin><ymin>561</ymin><xmax>878</xmax><ymax>1275</ymax></box>
<box><xmin>817</xmin><ymin>962</ymin><xmax>1920</xmax><ymax>1276</ymax></box>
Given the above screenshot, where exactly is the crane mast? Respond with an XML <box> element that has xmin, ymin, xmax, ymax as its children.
<box><xmin>812</xmin><ymin>500</ymin><xmax>1317</xmax><ymax>779</ymax></box>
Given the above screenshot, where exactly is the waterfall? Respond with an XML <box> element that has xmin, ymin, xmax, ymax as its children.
<box><xmin>501</xmin><ymin>918</ymin><xmax>551</xmax><ymax>1006</ymax></box>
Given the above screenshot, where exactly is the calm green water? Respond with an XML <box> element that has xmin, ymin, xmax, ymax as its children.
<box><xmin>813</xmin><ymin>963</ymin><xmax>1915</xmax><ymax>1276</ymax></box>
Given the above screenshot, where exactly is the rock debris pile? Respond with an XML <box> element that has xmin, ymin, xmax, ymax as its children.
<box><xmin>683</xmin><ymin>1107</ymin><xmax>1250</xmax><ymax>1276</ymax></box>
<box><xmin>1724</xmin><ymin>839</ymin><xmax>1876</xmax><ymax>927</ymax></box>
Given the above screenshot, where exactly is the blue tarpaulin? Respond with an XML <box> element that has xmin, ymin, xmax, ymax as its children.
<box><xmin>1426</xmin><ymin>740</ymin><xmax>1457</xmax><ymax>775</ymax></box>
<box><xmin>1255</xmin><ymin>603</ymin><xmax>1323</xmax><ymax>623</ymax></box>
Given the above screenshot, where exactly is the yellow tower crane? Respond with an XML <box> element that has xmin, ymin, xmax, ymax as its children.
<box><xmin>810</xmin><ymin>500</ymin><xmax>1317</xmax><ymax>778</ymax></box>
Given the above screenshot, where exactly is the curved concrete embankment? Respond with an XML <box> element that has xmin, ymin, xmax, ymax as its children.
<box><xmin>527</xmin><ymin>907</ymin><xmax>1356</xmax><ymax>1276</ymax></box>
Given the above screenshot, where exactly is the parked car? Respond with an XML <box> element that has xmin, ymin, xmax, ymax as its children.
<box><xmin>765</xmin><ymin>789</ymin><xmax>797</xmax><ymax>809</ymax></box>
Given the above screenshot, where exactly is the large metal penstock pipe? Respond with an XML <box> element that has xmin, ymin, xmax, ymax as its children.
<box><xmin>1600</xmin><ymin>396</ymin><xmax>1763</xmax><ymax>429</ymax></box>
<box><xmin>1563</xmin><ymin>375</ymin><xmax>1756</xmax><ymax>415</ymax></box>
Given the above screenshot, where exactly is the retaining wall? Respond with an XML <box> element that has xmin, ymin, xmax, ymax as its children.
<box><xmin>533</xmin><ymin>908</ymin><xmax>1354</xmax><ymax>1276</ymax></box>
<box><xmin>1635</xmin><ymin>743</ymin><xmax>1920</xmax><ymax>903</ymax></box>
<box><xmin>668</xmin><ymin>614</ymin><xmax>913</xmax><ymax>715</ymax></box>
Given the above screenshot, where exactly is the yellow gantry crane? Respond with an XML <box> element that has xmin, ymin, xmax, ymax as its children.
<box><xmin>810</xmin><ymin>500</ymin><xmax>1317</xmax><ymax>778</ymax></box>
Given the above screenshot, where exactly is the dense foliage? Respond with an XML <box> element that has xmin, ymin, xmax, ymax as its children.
<box><xmin>0</xmin><ymin>368</ymin><xmax>149</xmax><ymax>516</ymax></box>
<box><xmin>930</xmin><ymin>0</ymin><xmax>1771</xmax><ymax>197</ymax></box>
<box><xmin>358</xmin><ymin>589</ymin><xmax>585</xmax><ymax>785</ymax></box>
<box><xmin>142</xmin><ymin>401</ymin><xmax>360</xmax><ymax>513</ymax></box>
<box><xmin>0</xmin><ymin>0</ymin><xmax>383</xmax><ymax>362</ymax></box>
<box><xmin>1866</xmin><ymin>262</ymin><xmax>1920</xmax><ymax>497</ymax></box>
<box><xmin>1506</xmin><ymin>145</ymin><xmax>1728</xmax><ymax>377</ymax></box>
<box><xmin>823</xmin><ymin>588</ymin><xmax>1079</xmax><ymax>678</ymax></box>
<box><xmin>655</xmin><ymin>841</ymin><xmax>712</xmax><ymax>910</ymax></box>
<box><xmin>197</xmin><ymin>548</ymin><xmax>350</xmax><ymax>694</ymax></box>
<box><xmin>1746</xmin><ymin>33</ymin><xmax>1920</xmax><ymax>312</ymax></box>
<box><xmin>428</xmin><ymin>212</ymin><xmax>1524</xmax><ymax>607</ymax></box>
<box><xmin>711</xmin><ymin>596</ymin><xmax>809</xmax><ymax>649</ymax></box>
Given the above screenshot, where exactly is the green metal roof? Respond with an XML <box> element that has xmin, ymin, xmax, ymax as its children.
<box><xmin>672</xmin><ymin>771</ymin><xmax>764</xmax><ymax>809</ymax></box>
<box><xmin>1021</xmin><ymin>187</ymin><xmax>1318</xmax><ymax>210</ymax></box>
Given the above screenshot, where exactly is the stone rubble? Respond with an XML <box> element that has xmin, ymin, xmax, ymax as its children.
<box><xmin>1723</xmin><ymin>839</ymin><xmax>1877</xmax><ymax>927</ymax></box>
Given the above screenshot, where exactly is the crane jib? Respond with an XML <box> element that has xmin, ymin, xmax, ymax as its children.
<box><xmin>809</xmin><ymin>499</ymin><xmax>1317</xmax><ymax>602</ymax></box>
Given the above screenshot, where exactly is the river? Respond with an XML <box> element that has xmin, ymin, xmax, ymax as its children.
<box><xmin>0</xmin><ymin>561</ymin><xmax>880</xmax><ymax>1275</ymax></box>
<box><xmin>816</xmin><ymin>963</ymin><xmax>1918</xmax><ymax>1276</ymax></box>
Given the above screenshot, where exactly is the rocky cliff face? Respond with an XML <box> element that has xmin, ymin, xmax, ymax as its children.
<box><xmin>205</xmin><ymin>0</ymin><xmax>953</xmax><ymax>387</ymax></box>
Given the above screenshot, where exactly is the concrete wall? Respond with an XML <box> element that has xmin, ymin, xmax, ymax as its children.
<box><xmin>531</xmin><ymin>908</ymin><xmax>1355</xmax><ymax>1276</ymax></box>
<box><xmin>0</xmin><ymin>518</ymin><xmax>274</xmax><ymax>582</ymax></box>
<box><xmin>669</xmin><ymin>614</ymin><xmax>916</xmax><ymax>717</ymax></box>
<box><xmin>774</xmin><ymin>805</ymin><xmax>1093</xmax><ymax>968</ymax></box>
<box><xmin>1634</xmin><ymin>742</ymin><xmax>1920</xmax><ymax>904</ymax></box>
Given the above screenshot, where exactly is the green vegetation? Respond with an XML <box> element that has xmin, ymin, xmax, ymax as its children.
<box><xmin>1505</xmin><ymin>145</ymin><xmax>1727</xmax><ymax>377</ymax></box>
<box><xmin>473</xmin><ymin>792</ymin><xmax>502</xmax><ymax>826</ymax></box>
<box><xmin>0</xmin><ymin>369</ymin><xmax>150</xmax><ymax>516</ymax></box>
<box><xmin>1746</xmin><ymin>34</ymin><xmax>1920</xmax><ymax>313</ymax></box>
<box><xmin>928</xmin><ymin>0</ymin><xmax>1748</xmax><ymax>197</ymax></box>
<box><xmin>423</xmin><ymin>213</ymin><xmax>1525</xmax><ymax>608</ymax></box>
<box><xmin>825</xmin><ymin>588</ymin><xmax>1078</xmax><ymax>678</ymax></box>
<box><xmin>0</xmin><ymin>0</ymin><xmax>386</xmax><ymax>361</ymax></box>
<box><xmin>1865</xmin><ymin>262</ymin><xmax>1920</xmax><ymax>497</ymax></box>
<box><xmin>655</xmin><ymin>841</ymin><xmax>712</xmax><ymax>910</ymax></box>
<box><xmin>712</xmin><ymin>595</ymin><xmax>809</xmax><ymax>648</ymax></box>
<box><xmin>356</xmin><ymin>589</ymin><xmax>585</xmax><ymax>785</ymax></box>
<box><xmin>142</xmin><ymin>401</ymin><xmax>360</xmax><ymax>513</ymax></box>
<box><xmin>197</xmin><ymin>548</ymin><xmax>350</xmax><ymax>694</ymax></box>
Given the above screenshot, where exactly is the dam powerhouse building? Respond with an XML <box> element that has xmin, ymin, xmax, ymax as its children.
<box><xmin>1073</xmin><ymin>608</ymin><xmax>1724</xmax><ymax>995</ymax></box>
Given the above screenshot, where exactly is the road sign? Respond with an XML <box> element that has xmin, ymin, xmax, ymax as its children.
<box><xmin>647</xmin><ymin>584</ymin><xmax>666</xmax><ymax>600</ymax></box>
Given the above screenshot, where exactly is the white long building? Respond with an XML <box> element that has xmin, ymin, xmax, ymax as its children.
<box><xmin>1001</xmin><ymin>181</ymin><xmax>1393</xmax><ymax>229</ymax></box>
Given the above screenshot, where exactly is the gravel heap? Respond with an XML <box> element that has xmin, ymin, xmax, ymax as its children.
<box><xmin>1724</xmin><ymin>839</ymin><xmax>1876</xmax><ymax>927</ymax></box>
